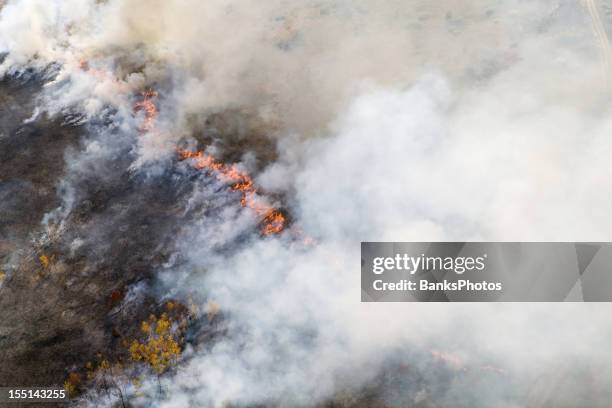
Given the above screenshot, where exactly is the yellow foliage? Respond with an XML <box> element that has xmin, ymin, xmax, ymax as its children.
<box><xmin>64</xmin><ymin>380</ymin><xmax>77</xmax><ymax>397</ymax></box>
<box><xmin>64</xmin><ymin>372</ymin><xmax>81</xmax><ymax>397</ymax></box>
<box><xmin>129</xmin><ymin>313</ymin><xmax>182</xmax><ymax>374</ymax></box>
<box><xmin>0</xmin><ymin>271</ymin><xmax>5</xmax><ymax>281</ymax></box>
<box><xmin>39</xmin><ymin>254</ymin><xmax>50</xmax><ymax>269</ymax></box>
<box><xmin>85</xmin><ymin>361</ymin><xmax>94</xmax><ymax>380</ymax></box>
<box><xmin>155</xmin><ymin>314</ymin><xmax>170</xmax><ymax>335</ymax></box>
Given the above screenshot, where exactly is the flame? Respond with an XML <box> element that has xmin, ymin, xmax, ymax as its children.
<box><xmin>134</xmin><ymin>90</ymin><xmax>159</xmax><ymax>132</ymax></box>
<box><xmin>178</xmin><ymin>148</ymin><xmax>286</xmax><ymax>235</ymax></box>
<box><xmin>262</xmin><ymin>211</ymin><xmax>285</xmax><ymax>235</ymax></box>
<box><xmin>124</xmin><ymin>85</ymin><xmax>286</xmax><ymax>236</ymax></box>
<box><xmin>75</xmin><ymin>56</ymin><xmax>294</xmax><ymax>238</ymax></box>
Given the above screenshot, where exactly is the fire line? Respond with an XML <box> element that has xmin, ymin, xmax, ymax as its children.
<box><xmin>177</xmin><ymin>148</ymin><xmax>286</xmax><ymax>236</ymax></box>
<box><xmin>131</xmin><ymin>88</ymin><xmax>285</xmax><ymax>236</ymax></box>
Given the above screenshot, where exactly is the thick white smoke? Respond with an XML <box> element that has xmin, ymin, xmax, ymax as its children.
<box><xmin>157</xmin><ymin>74</ymin><xmax>612</xmax><ymax>406</ymax></box>
<box><xmin>3</xmin><ymin>0</ymin><xmax>612</xmax><ymax>407</ymax></box>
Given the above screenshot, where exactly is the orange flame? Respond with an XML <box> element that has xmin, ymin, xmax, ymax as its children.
<box><xmin>126</xmin><ymin>86</ymin><xmax>285</xmax><ymax>236</ymax></box>
<box><xmin>134</xmin><ymin>90</ymin><xmax>159</xmax><ymax>132</ymax></box>
<box><xmin>76</xmin><ymin>60</ymin><xmax>293</xmax><ymax>237</ymax></box>
<box><xmin>178</xmin><ymin>148</ymin><xmax>286</xmax><ymax>235</ymax></box>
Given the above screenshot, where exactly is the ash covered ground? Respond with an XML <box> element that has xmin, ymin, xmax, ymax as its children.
<box><xmin>0</xmin><ymin>67</ymin><xmax>214</xmax><ymax>389</ymax></box>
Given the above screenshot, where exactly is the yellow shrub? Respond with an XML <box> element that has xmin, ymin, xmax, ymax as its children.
<box><xmin>129</xmin><ymin>314</ymin><xmax>182</xmax><ymax>374</ymax></box>
<box><xmin>39</xmin><ymin>255</ymin><xmax>50</xmax><ymax>269</ymax></box>
<box><xmin>64</xmin><ymin>380</ymin><xmax>77</xmax><ymax>397</ymax></box>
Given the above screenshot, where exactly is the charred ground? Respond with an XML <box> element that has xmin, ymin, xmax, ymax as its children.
<box><xmin>0</xmin><ymin>71</ymin><xmax>227</xmax><ymax>395</ymax></box>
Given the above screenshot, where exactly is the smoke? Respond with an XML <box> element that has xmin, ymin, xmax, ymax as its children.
<box><xmin>156</xmin><ymin>72</ymin><xmax>612</xmax><ymax>406</ymax></box>
<box><xmin>0</xmin><ymin>0</ymin><xmax>533</xmax><ymax>143</ymax></box>
<box><xmin>3</xmin><ymin>0</ymin><xmax>612</xmax><ymax>407</ymax></box>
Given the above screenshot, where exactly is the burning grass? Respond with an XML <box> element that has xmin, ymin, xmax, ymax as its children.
<box><xmin>177</xmin><ymin>148</ymin><xmax>286</xmax><ymax>236</ymax></box>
